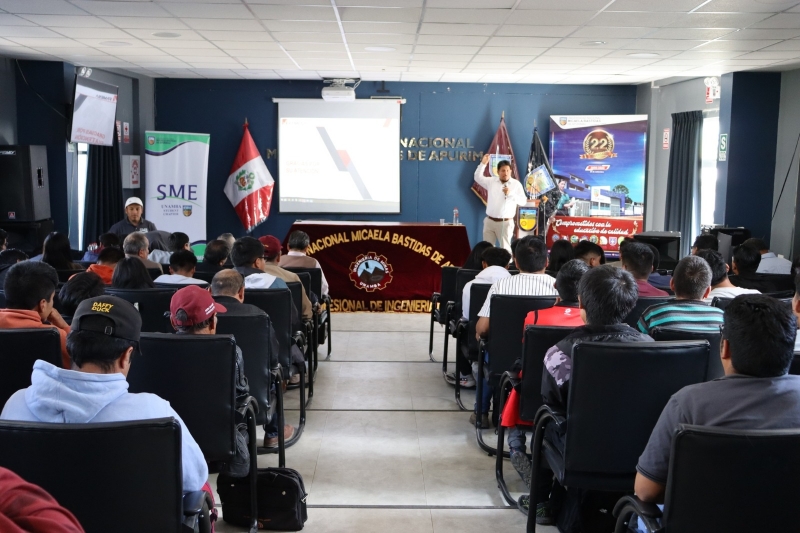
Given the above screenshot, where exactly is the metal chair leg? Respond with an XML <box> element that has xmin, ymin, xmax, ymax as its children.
<box><xmin>475</xmin><ymin>351</ymin><xmax>509</xmax><ymax>458</ymax></box>
<box><xmin>258</xmin><ymin>367</ymin><xmax>306</xmax><ymax>458</ymax></box>
<box><xmin>496</xmin><ymin>376</ymin><xmax>517</xmax><ymax>505</ymax></box>
<box><xmin>245</xmin><ymin>404</ymin><xmax>259</xmax><ymax>533</ymax></box>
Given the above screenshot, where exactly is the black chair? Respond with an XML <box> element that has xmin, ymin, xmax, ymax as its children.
<box><xmin>623</xmin><ymin>297</ymin><xmax>674</xmax><ymax>329</ymax></box>
<box><xmin>0</xmin><ymin>418</ymin><xmax>211</xmax><ymax>533</ymax></box>
<box><xmin>147</xmin><ymin>267</ymin><xmax>163</xmax><ymax>281</ymax></box>
<box><xmin>284</xmin><ymin>266</ymin><xmax>332</xmax><ymax>360</ymax></box>
<box><xmin>710</xmin><ymin>296</ymin><xmax>732</xmax><ymax>310</ymax></box>
<box><xmin>55</xmin><ymin>268</ymin><xmax>86</xmax><ymax>283</ymax></box>
<box><xmin>758</xmin><ymin>273</ymin><xmax>795</xmax><ymax>292</ymax></box>
<box><xmin>429</xmin><ymin>265</ymin><xmax>459</xmax><ymax>361</ymax></box>
<box><xmin>192</xmin><ymin>269</ymin><xmax>217</xmax><ymax>284</ymax></box>
<box><xmin>764</xmin><ymin>289</ymin><xmax>795</xmax><ymax>299</ymax></box>
<box><xmin>449</xmin><ymin>283</ymin><xmax>491</xmax><ymax>410</ymax></box>
<box><xmin>290</xmin><ymin>272</ymin><xmax>319</xmax><ymax>375</ymax></box>
<box><xmin>106</xmin><ymin>287</ymin><xmax>177</xmax><ymax>333</ymax></box>
<box><xmin>77</xmin><ymin>260</ymin><xmax>95</xmax><ymax>269</ymax></box>
<box><xmin>496</xmin><ymin>325</ymin><xmax>574</xmax><ymax>505</ymax></box>
<box><xmin>441</xmin><ymin>268</ymin><xmax>480</xmax><ymax>376</ymax></box>
<box><xmin>526</xmin><ymin>340</ymin><xmax>711</xmax><ymax>532</ymax></box>
<box><xmin>651</xmin><ymin>326</ymin><xmax>723</xmax><ymax>380</ymax></box>
<box><xmin>476</xmin><ymin>295</ymin><xmax>557</xmax><ymax>455</ymax></box>
<box><xmin>0</xmin><ymin>290</ymin><xmax>5</xmax><ymax>308</ymax></box>
<box><xmin>154</xmin><ymin>282</ymin><xmax>209</xmax><ymax>290</ymax></box>
<box><xmin>286</xmin><ymin>280</ymin><xmax>314</xmax><ymax>399</ymax></box>
<box><xmin>0</xmin><ymin>328</ymin><xmax>63</xmax><ymax>407</ymax></box>
<box><xmin>130</xmin><ymin>333</ymin><xmax>260</xmax><ymax>533</ymax></box>
<box><xmin>613</xmin><ymin>424</ymin><xmax>800</xmax><ymax>533</ymax></box>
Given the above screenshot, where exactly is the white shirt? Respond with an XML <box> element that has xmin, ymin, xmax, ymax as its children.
<box><xmin>757</xmin><ymin>252</ymin><xmax>792</xmax><ymax>275</ymax></box>
<box><xmin>147</xmin><ymin>249</ymin><xmax>172</xmax><ymax>264</ymax></box>
<box><xmin>478</xmin><ymin>272</ymin><xmax>558</xmax><ymax>317</ymax></box>
<box><xmin>462</xmin><ymin>265</ymin><xmax>512</xmax><ymax>319</ymax></box>
<box><xmin>154</xmin><ymin>273</ymin><xmax>207</xmax><ymax>286</ymax></box>
<box><xmin>704</xmin><ymin>285</ymin><xmax>760</xmax><ymax>302</ymax></box>
<box><xmin>285</xmin><ymin>250</ymin><xmax>329</xmax><ymax>296</ymax></box>
<box><xmin>473</xmin><ymin>163</ymin><xmax>527</xmax><ymax>219</ymax></box>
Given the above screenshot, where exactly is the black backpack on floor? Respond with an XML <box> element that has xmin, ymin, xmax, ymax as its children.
<box><xmin>217</xmin><ymin>467</ymin><xmax>308</xmax><ymax>531</ymax></box>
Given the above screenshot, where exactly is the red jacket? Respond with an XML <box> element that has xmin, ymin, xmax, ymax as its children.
<box><xmin>0</xmin><ymin>467</ymin><xmax>84</xmax><ymax>533</ymax></box>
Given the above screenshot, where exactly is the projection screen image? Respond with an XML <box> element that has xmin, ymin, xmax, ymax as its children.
<box><xmin>277</xmin><ymin>99</ymin><xmax>401</xmax><ymax>214</ymax></box>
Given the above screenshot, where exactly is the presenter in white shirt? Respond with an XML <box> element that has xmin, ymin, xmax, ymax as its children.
<box><xmin>473</xmin><ymin>154</ymin><xmax>527</xmax><ymax>252</ymax></box>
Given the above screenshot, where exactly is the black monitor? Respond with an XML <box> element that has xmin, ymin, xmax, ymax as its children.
<box><xmin>634</xmin><ymin>231</ymin><xmax>681</xmax><ymax>270</ymax></box>
<box><xmin>707</xmin><ymin>227</ymin><xmax>751</xmax><ymax>248</ymax></box>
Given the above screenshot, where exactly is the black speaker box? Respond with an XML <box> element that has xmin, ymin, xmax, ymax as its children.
<box><xmin>0</xmin><ymin>145</ymin><xmax>51</xmax><ymax>222</ymax></box>
<box><xmin>635</xmin><ymin>231</ymin><xmax>682</xmax><ymax>270</ymax></box>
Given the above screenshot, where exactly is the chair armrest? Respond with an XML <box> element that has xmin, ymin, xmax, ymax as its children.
<box><xmin>612</xmin><ymin>495</ymin><xmax>663</xmax><ymax>533</ymax></box>
<box><xmin>430</xmin><ymin>292</ymin><xmax>441</xmax><ymax>305</ymax></box>
<box><xmin>500</xmin><ymin>370</ymin><xmax>521</xmax><ymax>390</ymax></box>
<box><xmin>452</xmin><ymin>317</ymin><xmax>468</xmax><ymax>336</ymax></box>
<box><xmin>534</xmin><ymin>404</ymin><xmax>566</xmax><ymax>429</ymax></box>
<box><xmin>236</xmin><ymin>395</ymin><xmax>259</xmax><ymax>418</ymax></box>
<box><xmin>182</xmin><ymin>490</ymin><xmax>209</xmax><ymax>517</ymax></box>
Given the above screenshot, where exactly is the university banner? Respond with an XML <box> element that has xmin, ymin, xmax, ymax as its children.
<box><xmin>283</xmin><ymin>221</ymin><xmax>471</xmax><ymax>313</ymax></box>
<box><xmin>549</xmin><ymin>216</ymin><xmax>642</xmax><ymax>253</ymax></box>
<box><xmin>144</xmin><ymin>131</ymin><xmax>210</xmax><ymax>242</ymax></box>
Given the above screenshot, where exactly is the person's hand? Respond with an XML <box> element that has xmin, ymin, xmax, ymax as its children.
<box><xmin>502</xmin><ymin>184</ymin><xmax>509</xmax><ymax>196</ymax></box>
<box><xmin>481</xmin><ymin>153</ymin><xmax>490</xmax><ymax>165</ymax></box>
<box><xmin>47</xmin><ymin>309</ymin><xmax>69</xmax><ymax>330</ymax></box>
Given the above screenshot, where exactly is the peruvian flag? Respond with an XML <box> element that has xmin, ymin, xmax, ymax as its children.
<box><xmin>224</xmin><ymin>122</ymin><xmax>274</xmax><ymax>232</ymax></box>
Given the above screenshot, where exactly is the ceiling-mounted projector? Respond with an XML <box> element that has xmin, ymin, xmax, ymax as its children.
<box><xmin>322</xmin><ymin>78</ymin><xmax>359</xmax><ymax>102</ymax></box>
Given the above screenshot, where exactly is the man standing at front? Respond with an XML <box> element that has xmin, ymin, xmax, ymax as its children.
<box><xmin>474</xmin><ymin>154</ymin><xmax>527</xmax><ymax>252</ymax></box>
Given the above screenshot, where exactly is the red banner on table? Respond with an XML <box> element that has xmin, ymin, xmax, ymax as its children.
<box><xmin>283</xmin><ymin>222</ymin><xmax>471</xmax><ymax>313</ymax></box>
<box><xmin>547</xmin><ymin>216</ymin><xmax>642</xmax><ymax>253</ymax></box>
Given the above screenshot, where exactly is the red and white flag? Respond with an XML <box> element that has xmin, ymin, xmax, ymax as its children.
<box><xmin>224</xmin><ymin>122</ymin><xmax>274</xmax><ymax>232</ymax></box>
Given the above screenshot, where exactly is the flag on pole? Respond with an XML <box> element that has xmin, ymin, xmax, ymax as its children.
<box><xmin>224</xmin><ymin>122</ymin><xmax>274</xmax><ymax>232</ymax></box>
<box><xmin>526</xmin><ymin>125</ymin><xmax>552</xmax><ymax>178</ymax></box>
<box><xmin>471</xmin><ymin>114</ymin><xmax>519</xmax><ymax>205</ymax></box>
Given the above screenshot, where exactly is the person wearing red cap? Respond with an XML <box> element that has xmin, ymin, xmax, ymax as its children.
<box><xmin>257</xmin><ymin>235</ymin><xmax>313</xmax><ymax>321</ymax></box>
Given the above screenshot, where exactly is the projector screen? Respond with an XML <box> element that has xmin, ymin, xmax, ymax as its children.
<box><xmin>70</xmin><ymin>77</ymin><xmax>118</xmax><ymax>146</ymax></box>
<box><xmin>276</xmin><ymin>99</ymin><xmax>401</xmax><ymax>214</ymax></box>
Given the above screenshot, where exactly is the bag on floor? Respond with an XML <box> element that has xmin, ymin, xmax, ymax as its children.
<box><xmin>217</xmin><ymin>467</ymin><xmax>308</xmax><ymax>531</ymax></box>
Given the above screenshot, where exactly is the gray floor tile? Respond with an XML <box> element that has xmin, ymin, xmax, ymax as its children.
<box><xmin>423</xmin><ymin>466</ymin><xmax>528</xmax><ymax>507</ymax></box>
<box><xmin>310</xmin><ymin>467</ymin><xmax>427</xmax><ymax>505</ymax></box>
<box><xmin>430</xmin><ymin>509</ymin><xmax>543</xmax><ymax>533</ymax></box>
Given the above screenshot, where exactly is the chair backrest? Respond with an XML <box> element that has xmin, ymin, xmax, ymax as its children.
<box><xmin>0</xmin><ymin>328</ymin><xmax>63</xmax><ymax>407</ymax></box>
<box><xmin>710</xmin><ymin>296</ymin><xmax>733</xmax><ymax>310</ymax></box>
<box><xmin>562</xmin><ymin>340</ymin><xmax>710</xmax><ymax>488</ymax></box>
<box><xmin>154</xmin><ymin>282</ymin><xmax>209</xmax><ymax>290</ymax></box>
<box><xmin>286</xmin><ymin>281</ymin><xmax>304</xmax><ymax>322</ymax></box>
<box><xmin>147</xmin><ymin>267</ymin><xmax>162</xmax><ymax>281</ymax></box>
<box><xmin>486</xmin><ymin>295</ymin><xmax>557</xmax><ymax>379</ymax></box>
<box><xmin>651</xmin><ymin>326</ymin><xmax>723</xmax><ymax>380</ymax></box>
<box><xmin>216</xmin><ymin>313</ymin><xmax>276</xmax><ymax>425</ymax></box>
<box><xmin>757</xmin><ymin>273</ymin><xmax>794</xmax><ymax>292</ymax></box>
<box><xmin>105</xmin><ymin>287</ymin><xmax>177</xmax><ymax>333</ymax></box>
<box><xmin>56</xmin><ymin>269</ymin><xmax>86</xmax><ymax>283</ymax></box>
<box><xmin>623</xmin><ymin>297</ymin><xmax>674</xmax><ymax>328</ymax></box>
<box><xmin>0</xmin><ymin>418</ymin><xmax>183</xmax><ymax>533</ymax></box>
<box><xmin>454</xmin><ymin>269</ymin><xmax>481</xmax><ymax>305</ymax></box>
<box><xmin>291</xmin><ymin>272</ymin><xmax>312</xmax><ymax>299</ymax></box>
<box><xmin>283</xmin><ymin>267</ymin><xmax>323</xmax><ymax>298</ymax></box>
<box><xmin>438</xmin><ymin>265</ymin><xmax>460</xmax><ymax>305</ymax></box>
<box><xmin>243</xmin><ymin>288</ymin><xmax>293</xmax><ymax>370</ymax></box>
<box><xmin>130</xmin><ymin>333</ymin><xmax>236</xmax><ymax>462</ymax></box>
<box><xmin>520</xmin><ymin>325</ymin><xmax>574</xmax><ymax>421</ymax></box>
<box><xmin>192</xmin><ymin>270</ymin><xmax>216</xmax><ymax>284</ymax></box>
<box><xmin>764</xmin><ymin>289</ymin><xmax>795</xmax><ymax>299</ymax></box>
<box><xmin>790</xmin><ymin>352</ymin><xmax>800</xmax><ymax>376</ymax></box>
<box><xmin>0</xmin><ymin>290</ymin><xmax>5</xmax><ymax>308</ymax></box>
<box><xmin>466</xmin><ymin>283</ymin><xmax>492</xmax><ymax>360</ymax></box>
<box><xmin>662</xmin><ymin>424</ymin><xmax>800</xmax><ymax>532</ymax></box>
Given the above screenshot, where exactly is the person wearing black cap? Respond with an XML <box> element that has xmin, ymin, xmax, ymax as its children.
<box><xmin>0</xmin><ymin>295</ymin><xmax>209</xmax><ymax>495</ymax></box>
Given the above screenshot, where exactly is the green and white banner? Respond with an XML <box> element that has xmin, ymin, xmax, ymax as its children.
<box><xmin>144</xmin><ymin>131</ymin><xmax>210</xmax><ymax>242</ymax></box>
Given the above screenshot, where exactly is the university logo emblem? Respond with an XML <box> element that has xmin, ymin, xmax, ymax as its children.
<box><xmin>182</xmin><ymin>206</ymin><xmax>193</xmax><ymax>217</ymax></box>
<box><xmin>518</xmin><ymin>209</ymin><xmax>537</xmax><ymax>231</ymax></box>
<box><xmin>147</xmin><ymin>136</ymin><xmax>155</xmax><ymax>146</ymax></box>
<box><xmin>349</xmin><ymin>252</ymin><xmax>393</xmax><ymax>292</ymax></box>
<box><xmin>559</xmin><ymin>117</ymin><xmax>567</xmax><ymax>126</ymax></box>
<box><xmin>236</xmin><ymin>170</ymin><xmax>255</xmax><ymax>191</ymax></box>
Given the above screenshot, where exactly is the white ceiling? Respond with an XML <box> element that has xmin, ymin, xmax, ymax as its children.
<box><xmin>3</xmin><ymin>0</ymin><xmax>800</xmax><ymax>83</ymax></box>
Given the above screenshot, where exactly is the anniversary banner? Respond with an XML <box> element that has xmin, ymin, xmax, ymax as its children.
<box><xmin>283</xmin><ymin>222</ymin><xmax>471</xmax><ymax>313</ymax></box>
<box><xmin>549</xmin><ymin>216</ymin><xmax>642</xmax><ymax>253</ymax></box>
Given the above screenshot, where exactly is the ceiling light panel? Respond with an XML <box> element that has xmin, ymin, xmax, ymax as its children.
<box><xmin>196</xmin><ymin>30</ymin><xmax>274</xmax><ymax>41</ymax></box>
<box><xmin>338</xmin><ymin>7</ymin><xmax>422</xmax><ymax>22</ymax></box>
<box><xmin>677</xmin><ymin>12</ymin><xmax>774</xmax><ymax>27</ymax></box>
<box><xmin>416</xmin><ymin>34</ymin><xmax>487</xmax><ymax>45</ymax></box>
<box><xmin>695</xmin><ymin>0</ymin><xmax>800</xmax><ymax>12</ymax></box>
<box><xmin>423</xmin><ymin>9</ymin><xmax>509</xmax><ymax>24</ymax></box>
<box><xmin>17</xmin><ymin>15</ymin><xmax>113</xmax><ymax>27</ymax></box>
<box><xmin>509</xmin><ymin>10</ymin><xmax>597</xmax><ymax>25</ymax></box>
<box><xmin>588</xmin><ymin>12</ymin><xmax>684</xmax><ymax>27</ymax></box>
<box><xmin>98</xmin><ymin>16</ymin><xmax>189</xmax><ymax>29</ymax></box>
<box><xmin>496</xmin><ymin>25</ymin><xmax>578</xmax><ymax>37</ymax></box>
<box><xmin>342</xmin><ymin>21</ymin><xmax>418</xmax><ymax>33</ymax></box>
<box><xmin>270</xmin><ymin>32</ymin><xmax>344</xmax><ymax>42</ymax></box>
<box><xmin>607</xmin><ymin>0</ymin><xmax>706</xmax><ymax>11</ymax></box>
<box><xmin>70</xmin><ymin>1</ymin><xmax>173</xmax><ymax>17</ymax></box>
<box><xmin>418</xmin><ymin>22</ymin><xmax>497</xmax><ymax>35</ymax></box>
<box><xmin>248</xmin><ymin>5</ymin><xmax>337</xmax><ymax>20</ymax></box>
<box><xmin>346</xmin><ymin>33</ymin><xmax>416</xmax><ymax>44</ymax></box>
<box><xmin>160</xmin><ymin>3</ymin><xmax>255</xmax><ymax>19</ymax></box>
<box><xmin>0</xmin><ymin>26</ymin><xmax>61</xmax><ymax>37</ymax></box>
<box><xmin>261</xmin><ymin>20</ymin><xmax>340</xmax><ymax>32</ymax></box>
<box><xmin>0</xmin><ymin>0</ymin><xmax>86</xmax><ymax>16</ymax></box>
<box><xmin>182</xmin><ymin>19</ymin><xmax>264</xmax><ymax>31</ymax></box>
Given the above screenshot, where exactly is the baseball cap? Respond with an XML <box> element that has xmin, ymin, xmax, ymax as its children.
<box><xmin>72</xmin><ymin>296</ymin><xmax>142</xmax><ymax>342</ymax></box>
<box><xmin>125</xmin><ymin>197</ymin><xmax>143</xmax><ymax>208</ymax></box>
<box><xmin>170</xmin><ymin>285</ymin><xmax>227</xmax><ymax>326</ymax></box>
<box><xmin>258</xmin><ymin>235</ymin><xmax>283</xmax><ymax>258</ymax></box>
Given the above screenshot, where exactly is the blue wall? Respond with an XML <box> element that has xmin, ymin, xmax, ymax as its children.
<box><xmin>154</xmin><ymin>79</ymin><xmax>636</xmax><ymax>245</ymax></box>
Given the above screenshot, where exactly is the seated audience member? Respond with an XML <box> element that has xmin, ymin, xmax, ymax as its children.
<box><xmin>111</xmin><ymin>257</ymin><xmax>155</xmax><ymax>290</ymax></box>
<box><xmin>0</xmin><ymin>467</ymin><xmax>85</xmax><ymax>533</ymax></box>
<box><xmin>122</xmin><ymin>232</ymin><xmax>163</xmax><ymax>274</ymax></box>
<box><xmin>108</xmin><ymin>197</ymin><xmax>157</xmax><ymax>239</ymax></box>
<box><xmin>148</xmin><ymin>232</ymin><xmax>190</xmax><ymax>265</ymax></box>
<box><xmin>638</xmin><ymin>256</ymin><xmax>723</xmax><ymax>334</ymax></box>
<box><xmin>696</xmin><ymin>249</ymin><xmax>760</xmax><ymax>301</ymax></box>
<box><xmin>642</xmin><ymin>242</ymin><xmax>672</xmax><ymax>289</ymax></box>
<box><xmin>0</xmin><ymin>262</ymin><xmax>71</xmax><ymax>368</ymax></box>
<box><xmin>0</xmin><ymin>295</ymin><xmax>208</xmax><ymax>494</ymax></box>
<box><xmin>279</xmin><ymin>231</ymin><xmax>330</xmax><ymax>296</ymax></box>
<box><xmin>742</xmin><ymin>237</ymin><xmax>793</xmax><ymax>275</ymax></box>
<box><xmin>155</xmin><ymin>250</ymin><xmax>207</xmax><ymax>286</ymax></box>
<box><xmin>546</xmin><ymin>239</ymin><xmax>575</xmax><ymax>275</ymax></box>
<box><xmin>230</xmin><ymin>237</ymin><xmax>288</xmax><ymax>290</ymax></box>
<box><xmin>58</xmin><ymin>273</ymin><xmax>105</xmax><ymax>317</ymax></box>
<box><xmin>210</xmin><ymin>270</ymin><xmax>297</xmax><ymax>445</ymax></box>
<box><xmin>573</xmin><ymin>240</ymin><xmax>605</xmax><ymax>267</ymax></box>
<box><xmin>81</xmin><ymin>232</ymin><xmax>120</xmax><ymax>263</ymax></box>
<box><xmin>525</xmin><ymin>258</ymin><xmax>589</xmax><ymax>327</ymax></box>
<box><xmin>196</xmin><ymin>239</ymin><xmax>230</xmax><ymax>274</ymax></box>
<box><xmin>218</xmin><ymin>233</ymin><xmax>236</xmax><ymax>250</ymax></box>
<box><xmin>0</xmin><ymin>229</ymin><xmax>6</xmax><ymax>251</ymax></box>
<box><xmin>635</xmin><ymin>294</ymin><xmax>800</xmax><ymax>504</ymax></box>
<box><xmin>691</xmin><ymin>234</ymin><xmax>719</xmax><ymax>254</ymax></box>
<box><xmin>83</xmin><ymin>247</ymin><xmax>124</xmax><ymax>285</ymax></box>
<box><xmin>462</xmin><ymin>241</ymin><xmax>494</xmax><ymax>271</ymax></box>
<box><xmin>259</xmin><ymin>235</ymin><xmax>315</xmax><ymax>318</ymax></box>
<box><xmin>0</xmin><ymin>249</ymin><xmax>28</xmax><ymax>287</ymax></box>
<box><xmin>621</xmin><ymin>241</ymin><xmax>669</xmax><ymax>297</ymax></box>
<box><xmin>518</xmin><ymin>265</ymin><xmax>652</xmax><ymax>522</ymax></box>
<box><xmin>729</xmin><ymin>243</ymin><xmax>776</xmax><ymax>292</ymax></box>
<box><xmin>42</xmin><ymin>232</ymin><xmax>82</xmax><ymax>272</ymax></box>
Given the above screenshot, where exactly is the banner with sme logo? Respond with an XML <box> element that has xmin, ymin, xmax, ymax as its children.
<box><xmin>144</xmin><ymin>131</ymin><xmax>209</xmax><ymax>242</ymax></box>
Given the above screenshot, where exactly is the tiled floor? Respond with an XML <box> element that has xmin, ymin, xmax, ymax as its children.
<box><xmin>213</xmin><ymin>312</ymin><xmax>556</xmax><ymax>532</ymax></box>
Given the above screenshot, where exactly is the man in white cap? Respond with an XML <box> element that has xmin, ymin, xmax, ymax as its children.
<box><xmin>108</xmin><ymin>197</ymin><xmax>157</xmax><ymax>239</ymax></box>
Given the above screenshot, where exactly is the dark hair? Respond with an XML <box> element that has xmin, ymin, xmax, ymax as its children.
<box><xmin>578</xmin><ymin>265</ymin><xmax>638</xmax><ymax>325</ymax></box>
<box><xmin>173</xmin><ymin>309</ymin><xmax>213</xmax><ymax>334</ymax></box>
<box><xmin>696</xmin><ymin>249</ymin><xmax>728</xmax><ymax>286</ymax></box>
<box><xmin>733</xmin><ymin>243</ymin><xmax>761</xmax><ymax>275</ymax></box>
<box><xmin>203</xmin><ymin>239</ymin><xmax>230</xmax><ymax>265</ymax></box>
<box><xmin>58</xmin><ymin>272</ymin><xmax>105</xmax><ymax>316</ymax></box>
<box><xmin>42</xmin><ymin>231</ymin><xmax>79</xmax><ymax>270</ymax></box>
<box><xmin>97</xmin><ymin>247</ymin><xmax>124</xmax><ymax>265</ymax></box>
<box><xmin>742</xmin><ymin>237</ymin><xmax>768</xmax><ymax>252</ymax></box>
<box><xmin>3</xmin><ymin>261</ymin><xmax>59</xmax><ymax>309</ymax></box>
<box><xmin>724</xmin><ymin>295</ymin><xmax>795</xmax><ymax>377</ymax></box>
<box><xmin>548</xmin><ymin>240</ymin><xmax>575</xmax><ymax>273</ymax></box>
<box><xmin>574</xmin><ymin>240</ymin><xmax>605</xmax><ymax>263</ymax></box>
<box><xmin>621</xmin><ymin>241</ymin><xmax>654</xmax><ymax>279</ymax></box>
<box><xmin>497</xmin><ymin>160</ymin><xmax>512</xmax><ymax>170</ymax></box>
<box><xmin>167</xmin><ymin>232</ymin><xmax>190</xmax><ymax>253</ymax></box>
<box><xmin>672</xmin><ymin>255</ymin><xmax>712</xmax><ymax>299</ymax></box>
<box><xmin>692</xmin><ymin>234</ymin><xmax>718</xmax><ymax>252</ymax></box>
<box><xmin>0</xmin><ymin>248</ymin><xmax>28</xmax><ymax>265</ymax></box>
<box><xmin>97</xmin><ymin>233</ymin><xmax>120</xmax><ymax>249</ymax></box>
<box><xmin>169</xmin><ymin>250</ymin><xmax>197</xmax><ymax>273</ymax></box>
<box><xmin>463</xmin><ymin>241</ymin><xmax>493</xmax><ymax>270</ymax></box>
<box><xmin>111</xmin><ymin>257</ymin><xmax>155</xmax><ymax>289</ymax></box>
<box><xmin>67</xmin><ymin>324</ymin><xmax>139</xmax><ymax>372</ymax></box>
<box><xmin>481</xmin><ymin>247</ymin><xmax>511</xmax><ymax>268</ymax></box>
<box><xmin>0</xmin><ymin>228</ymin><xmax>6</xmax><ymax>248</ymax></box>
<box><xmin>211</xmin><ymin>270</ymin><xmax>244</xmax><ymax>297</ymax></box>
<box><xmin>230</xmin><ymin>237</ymin><xmax>263</xmax><ymax>268</ymax></box>
<box><xmin>515</xmin><ymin>238</ymin><xmax>548</xmax><ymax>273</ymax></box>
<box><xmin>556</xmin><ymin>259</ymin><xmax>589</xmax><ymax>303</ymax></box>
<box><xmin>287</xmin><ymin>231</ymin><xmax>311</xmax><ymax>251</ymax></box>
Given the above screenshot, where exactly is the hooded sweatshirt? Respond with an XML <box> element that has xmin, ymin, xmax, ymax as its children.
<box><xmin>1</xmin><ymin>360</ymin><xmax>207</xmax><ymax>493</ymax></box>
<box><xmin>233</xmin><ymin>266</ymin><xmax>287</xmax><ymax>290</ymax></box>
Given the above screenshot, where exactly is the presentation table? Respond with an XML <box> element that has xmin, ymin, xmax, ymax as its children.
<box><xmin>283</xmin><ymin>221</ymin><xmax>471</xmax><ymax>313</ymax></box>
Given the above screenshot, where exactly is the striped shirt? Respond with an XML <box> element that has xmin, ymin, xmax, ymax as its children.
<box><xmin>478</xmin><ymin>272</ymin><xmax>558</xmax><ymax>317</ymax></box>
<box><xmin>637</xmin><ymin>299</ymin><xmax>724</xmax><ymax>333</ymax></box>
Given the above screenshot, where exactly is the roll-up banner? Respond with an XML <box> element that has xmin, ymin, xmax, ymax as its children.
<box><xmin>144</xmin><ymin>131</ymin><xmax>209</xmax><ymax>242</ymax></box>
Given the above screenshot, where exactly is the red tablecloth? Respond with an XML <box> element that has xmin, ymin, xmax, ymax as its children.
<box><xmin>284</xmin><ymin>222</ymin><xmax>471</xmax><ymax>313</ymax></box>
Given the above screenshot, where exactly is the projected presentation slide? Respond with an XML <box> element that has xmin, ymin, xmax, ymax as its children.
<box><xmin>277</xmin><ymin>99</ymin><xmax>401</xmax><ymax>214</ymax></box>
<box><xmin>70</xmin><ymin>77</ymin><xmax>118</xmax><ymax>147</ymax></box>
